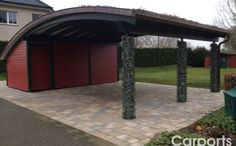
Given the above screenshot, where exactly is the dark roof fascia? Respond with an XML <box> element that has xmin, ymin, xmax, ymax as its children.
<box><xmin>133</xmin><ymin>9</ymin><xmax>229</xmax><ymax>36</ymax></box>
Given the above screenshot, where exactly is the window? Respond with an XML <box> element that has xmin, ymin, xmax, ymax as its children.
<box><xmin>32</xmin><ymin>13</ymin><xmax>43</xmax><ymax>21</ymax></box>
<box><xmin>0</xmin><ymin>10</ymin><xmax>17</xmax><ymax>25</ymax></box>
<box><xmin>8</xmin><ymin>11</ymin><xmax>17</xmax><ymax>24</ymax></box>
<box><xmin>0</xmin><ymin>11</ymin><xmax>7</xmax><ymax>23</ymax></box>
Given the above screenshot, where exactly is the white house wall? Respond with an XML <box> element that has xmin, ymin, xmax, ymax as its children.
<box><xmin>0</xmin><ymin>3</ymin><xmax>52</xmax><ymax>41</ymax></box>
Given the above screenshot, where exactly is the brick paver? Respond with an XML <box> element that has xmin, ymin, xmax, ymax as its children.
<box><xmin>0</xmin><ymin>81</ymin><xmax>224</xmax><ymax>146</ymax></box>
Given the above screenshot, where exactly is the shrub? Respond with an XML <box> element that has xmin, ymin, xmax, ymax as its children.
<box><xmin>197</xmin><ymin>107</ymin><xmax>235</xmax><ymax>133</ymax></box>
<box><xmin>0</xmin><ymin>41</ymin><xmax>8</xmax><ymax>52</ymax></box>
<box><xmin>146</xmin><ymin>131</ymin><xmax>201</xmax><ymax>146</ymax></box>
<box><xmin>225</xmin><ymin>73</ymin><xmax>236</xmax><ymax>90</ymax></box>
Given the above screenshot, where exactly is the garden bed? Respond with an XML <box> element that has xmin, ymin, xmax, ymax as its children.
<box><xmin>146</xmin><ymin>107</ymin><xmax>236</xmax><ymax>146</ymax></box>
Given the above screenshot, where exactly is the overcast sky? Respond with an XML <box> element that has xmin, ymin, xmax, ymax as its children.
<box><xmin>42</xmin><ymin>0</ymin><xmax>223</xmax><ymax>48</ymax></box>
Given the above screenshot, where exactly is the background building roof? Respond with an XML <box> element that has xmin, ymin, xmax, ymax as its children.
<box><xmin>1</xmin><ymin>0</ymin><xmax>53</xmax><ymax>9</ymax></box>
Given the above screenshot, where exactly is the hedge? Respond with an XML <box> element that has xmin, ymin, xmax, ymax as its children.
<box><xmin>0</xmin><ymin>41</ymin><xmax>8</xmax><ymax>73</ymax></box>
<box><xmin>135</xmin><ymin>48</ymin><xmax>177</xmax><ymax>67</ymax></box>
<box><xmin>130</xmin><ymin>47</ymin><xmax>209</xmax><ymax>67</ymax></box>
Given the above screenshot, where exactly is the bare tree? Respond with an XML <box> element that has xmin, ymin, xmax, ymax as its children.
<box><xmin>135</xmin><ymin>35</ymin><xmax>177</xmax><ymax>48</ymax></box>
<box><xmin>215</xmin><ymin>0</ymin><xmax>236</xmax><ymax>28</ymax></box>
<box><xmin>215</xmin><ymin>0</ymin><xmax>236</xmax><ymax>51</ymax></box>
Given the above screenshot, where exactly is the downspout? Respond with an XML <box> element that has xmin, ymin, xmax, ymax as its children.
<box><xmin>218</xmin><ymin>35</ymin><xmax>230</xmax><ymax>47</ymax></box>
<box><xmin>217</xmin><ymin>35</ymin><xmax>230</xmax><ymax>89</ymax></box>
<box><xmin>217</xmin><ymin>35</ymin><xmax>230</xmax><ymax>65</ymax></box>
<box><xmin>218</xmin><ymin>35</ymin><xmax>230</xmax><ymax>66</ymax></box>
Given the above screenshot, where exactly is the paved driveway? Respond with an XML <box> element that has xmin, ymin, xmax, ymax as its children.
<box><xmin>0</xmin><ymin>98</ymin><xmax>115</xmax><ymax>146</ymax></box>
<box><xmin>0</xmin><ymin>81</ymin><xmax>224</xmax><ymax>146</ymax></box>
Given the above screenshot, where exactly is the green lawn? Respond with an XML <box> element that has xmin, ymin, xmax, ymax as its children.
<box><xmin>135</xmin><ymin>65</ymin><xmax>236</xmax><ymax>89</ymax></box>
<box><xmin>0</xmin><ymin>73</ymin><xmax>5</xmax><ymax>81</ymax></box>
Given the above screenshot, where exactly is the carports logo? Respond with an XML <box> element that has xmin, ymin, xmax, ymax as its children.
<box><xmin>171</xmin><ymin>135</ymin><xmax>232</xmax><ymax>146</ymax></box>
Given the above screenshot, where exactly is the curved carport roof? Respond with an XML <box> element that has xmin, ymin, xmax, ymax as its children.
<box><xmin>0</xmin><ymin>6</ymin><xmax>229</xmax><ymax>60</ymax></box>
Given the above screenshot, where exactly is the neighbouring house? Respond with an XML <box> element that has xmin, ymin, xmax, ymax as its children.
<box><xmin>0</xmin><ymin>0</ymin><xmax>53</xmax><ymax>41</ymax></box>
<box><xmin>205</xmin><ymin>53</ymin><xmax>236</xmax><ymax>68</ymax></box>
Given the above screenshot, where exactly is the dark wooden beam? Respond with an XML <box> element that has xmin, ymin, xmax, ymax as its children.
<box><xmin>41</xmin><ymin>22</ymin><xmax>77</xmax><ymax>35</ymax></box>
<box><xmin>125</xmin><ymin>22</ymin><xmax>219</xmax><ymax>42</ymax></box>
<box><xmin>26</xmin><ymin>41</ymin><xmax>32</xmax><ymax>92</ymax></box>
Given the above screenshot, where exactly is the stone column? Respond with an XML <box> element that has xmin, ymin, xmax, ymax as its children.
<box><xmin>210</xmin><ymin>42</ymin><xmax>220</xmax><ymax>92</ymax></box>
<box><xmin>177</xmin><ymin>39</ymin><xmax>187</xmax><ymax>103</ymax></box>
<box><xmin>121</xmin><ymin>34</ymin><xmax>136</xmax><ymax>120</ymax></box>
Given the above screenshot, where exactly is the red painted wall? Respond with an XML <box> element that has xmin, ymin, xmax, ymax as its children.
<box><xmin>228</xmin><ymin>55</ymin><xmax>236</xmax><ymax>68</ymax></box>
<box><xmin>7</xmin><ymin>41</ymin><xmax>28</xmax><ymax>91</ymax></box>
<box><xmin>30</xmin><ymin>41</ymin><xmax>51</xmax><ymax>91</ymax></box>
<box><xmin>227</xmin><ymin>55</ymin><xmax>231</xmax><ymax>67</ymax></box>
<box><xmin>204</xmin><ymin>56</ymin><xmax>210</xmax><ymax>68</ymax></box>
<box><xmin>90</xmin><ymin>43</ymin><xmax>117</xmax><ymax>84</ymax></box>
<box><xmin>205</xmin><ymin>55</ymin><xmax>236</xmax><ymax>68</ymax></box>
<box><xmin>7</xmin><ymin>41</ymin><xmax>118</xmax><ymax>92</ymax></box>
<box><xmin>54</xmin><ymin>42</ymin><xmax>89</xmax><ymax>88</ymax></box>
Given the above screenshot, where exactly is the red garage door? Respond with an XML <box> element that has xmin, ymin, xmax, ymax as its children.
<box><xmin>54</xmin><ymin>42</ymin><xmax>89</xmax><ymax>88</ymax></box>
<box><xmin>30</xmin><ymin>41</ymin><xmax>51</xmax><ymax>91</ymax></box>
<box><xmin>90</xmin><ymin>44</ymin><xmax>118</xmax><ymax>84</ymax></box>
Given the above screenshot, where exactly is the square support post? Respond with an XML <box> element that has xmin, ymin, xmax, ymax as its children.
<box><xmin>177</xmin><ymin>39</ymin><xmax>187</xmax><ymax>103</ymax></box>
<box><xmin>121</xmin><ymin>34</ymin><xmax>136</xmax><ymax>120</ymax></box>
<box><xmin>210</xmin><ymin>42</ymin><xmax>220</xmax><ymax>92</ymax></box>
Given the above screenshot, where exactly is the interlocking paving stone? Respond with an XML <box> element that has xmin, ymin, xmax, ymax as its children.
<box><xmin>0</xmin><ymin>81</ymin><xmax>224</xmax><ymax>146</ymax></box>
<box><xmin>0</xmin><ymin>98</ymin><xmax>115</xmax><ymax>146</ymax></box>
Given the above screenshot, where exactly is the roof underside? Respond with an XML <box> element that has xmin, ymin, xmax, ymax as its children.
<box><xmin>1</xmin><ymin>0</ymin><xmax>52</xmax><ymax>8</ymax></box>
<box><xmin>1</xmin><ymin>6</ymin><xmax>230</xmax><ymax>60</ymax></box>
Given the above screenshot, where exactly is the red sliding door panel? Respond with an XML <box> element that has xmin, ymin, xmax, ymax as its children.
<box><xmin>7</xmin><ymin>41</ymin><xmax>28</xmax><ymax>91</ymax></box>
<box><xmin>30</xmin><ymin>42</ymin><xmax>51</xmax><ymax>91</ymax></box>
<box><xmin>54</xmin><ymin>42</ymin><xmax>89</xmax><ymax>88</ymax></box>
<box><xmin>90</xmin><ymin>44</ymin><xmax>118</xmax><ymax>84</ymax></box>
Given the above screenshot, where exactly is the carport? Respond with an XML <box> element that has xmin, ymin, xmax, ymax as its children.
<box><xmin>0</xmin><ymin>6</ymin><xmax>229</xmax><ymax>120</ymax></box>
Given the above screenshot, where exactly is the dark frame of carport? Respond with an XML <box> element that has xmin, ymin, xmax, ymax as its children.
<box><xmin>0</xmin><ymin>6</ymin><xmax>229</xmax><ymax>120</ymax></box>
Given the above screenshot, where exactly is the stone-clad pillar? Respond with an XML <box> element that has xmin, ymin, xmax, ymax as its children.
<box><xmin>121</xmin><ymin>34</ymin><xmax>136</xmax><ymax>120</ymax></box>
<box><xmin>177</xmin><ymin>39</ymin><xmax>187</xmax><ymax>103</ymax></box>
<box><xmin>210</xmin><ymin>42</ymin><xmax>220</xmax><ymax>92</ymax></box>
